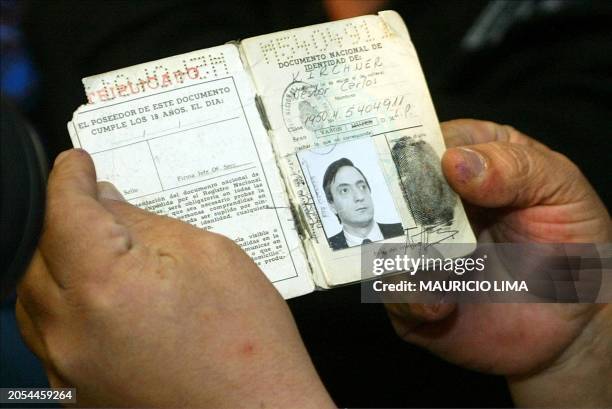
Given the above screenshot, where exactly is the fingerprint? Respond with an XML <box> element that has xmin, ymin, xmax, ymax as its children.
<box><xmin>391</xmin><ymin>137</ymin><xmax>455</xmax><ymax>226</ymax></box>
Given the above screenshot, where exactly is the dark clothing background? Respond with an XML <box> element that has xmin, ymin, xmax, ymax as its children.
<box><xmin>16</xmin><ymin>0</ymin><xmax>612</xmax><ymax>407</ymax></box>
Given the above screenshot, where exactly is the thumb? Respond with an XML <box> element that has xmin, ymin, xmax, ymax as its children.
<box><xmin>442</xmin><ymin>141</ymin><xmax>584</xmax><ymax>208</ymax></box>
<box><xmin>43</xmin><ymin>149</ymin><xmax>132</xmax><ymax>280</ymax></box>
<box><xmin>97</xmin><ymin>181</ymin><xmax>126</xmax><ymax>202</ymax></box>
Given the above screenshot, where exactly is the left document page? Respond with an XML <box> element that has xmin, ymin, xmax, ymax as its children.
<box><xmin>67</xmin><ymin>44</ymin><xmax>314</xmax><ymax>299</ymax></box>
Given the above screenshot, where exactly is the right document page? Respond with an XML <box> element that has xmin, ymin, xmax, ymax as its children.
<box><xmin>242</xmin><ymin>11</ymin><xmax>476</xmax><ymax>287</ymax></box>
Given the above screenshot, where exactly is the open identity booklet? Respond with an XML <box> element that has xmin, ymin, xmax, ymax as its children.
<box><xmin>68</xmin><ymin>10</ymin><xmax>476</xmax><ymax>299</ymax></box>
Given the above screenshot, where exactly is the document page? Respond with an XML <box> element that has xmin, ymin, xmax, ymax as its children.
<box><xmin>242</xmin><ymin>11</ymin><xmax>476</xmax><ymax>286</ymax></box>
<box><xmin>68</xmin><ymin>44</ymin><xmax>314</xmax><ymax>299</ymax></box>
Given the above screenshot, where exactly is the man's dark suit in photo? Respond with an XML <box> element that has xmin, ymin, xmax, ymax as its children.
<box><xmin>328</xmin><ymin>222</ymin><xmax>405</xmax><ymax>250</ymax></box>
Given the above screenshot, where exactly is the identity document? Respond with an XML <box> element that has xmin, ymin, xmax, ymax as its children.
<box><xmin>68</xmin><ymin>11</ymin><xmax>476</xmax><ymax>299</ymax></box>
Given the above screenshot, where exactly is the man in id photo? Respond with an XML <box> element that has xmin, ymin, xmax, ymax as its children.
<box><xmin>322</xmin><ymin>157</ymin><xmax>404</xmax><ymax>250</ymax></box>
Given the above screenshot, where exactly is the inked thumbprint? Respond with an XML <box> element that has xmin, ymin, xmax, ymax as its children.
<box><xmin>391</xmin><ymin>137</ymin><xmax>455</xmax><ymax>226</ymax></box>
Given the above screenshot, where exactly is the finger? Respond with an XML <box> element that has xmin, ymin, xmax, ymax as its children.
<box><xmin>42</xmin><ymin>150</ymin><xmax>133</xmax><ymax>284</ymax></box>
<box><xmin>441</xmin><ymin>141</ymin><xmax>584</xmax><ymax>208</ymax></box>
<box><xmin>96</xmin><ymin>182</ymin><xmax>162</xmax><ymax>241</ymax></box>
<box><xmin>97</xmin><ymin>181</ymin><xmax>126</xmax><ymax>202</ymax></box>
<box><xmin>97</xmin><ymin>188</ymin><xmax>200</xmax><ymax>246</ymax></box>
<box><xmin>96</xmin><ymin>173</ymin><xmax>214</xmax><ymax>246</ymax></box>
<box><xmin>16</xmin><ymin>300</ymin><xmax>65</xmax><ymax>387</ymax></box>
<box><xmin>99</xmin><ymin>195</ymin><xmax>174</xmax><ymax>237</ymax></box>
<box><xmin>15</xmin><ymin>298</ymin><xmax>49</xmax><ymax>361</ymax></box>
<box><xmin>44</xmin><ymin>368</ymin><xmax>68</xmax><ymax>388</ymax></box>
<box><xmin>17</xmin><ymin>250</ymin><xmax>63</xmax><ymax>320</ymax></box>
<box><xmin>96</xmin><ymin>181</ymin><xmax>150</xmax><ymax>232</ymax></box>
<box><xmin>385</xmin><ymin>303</ymin><xmax>456</xmax><ymax>339</ymax></box>
<box><xmin>441</xmin><ymin>119</ymin><xmax>549</xmax><ymax>151</ymax></box>
<box><xmin>96</xmin><ymin>180</ymin><xmax>164</xmax><ymax>228</ymax></box>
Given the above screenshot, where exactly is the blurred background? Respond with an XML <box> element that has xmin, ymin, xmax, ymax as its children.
<box><xmin>1</xmin><ymin>0</ymin><xmax>610</xmax><ymax>406</ymax></box>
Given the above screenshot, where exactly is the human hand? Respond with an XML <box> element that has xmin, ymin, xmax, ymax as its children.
<box><xmin>16</xmin><ymin>149</ymin><xmax>333</xmax><ymax>408</ymax></box>
<box><xmin>385</xmin><ymin>119</ymin><xmax>612</xmax><ymax>406</ymax></box>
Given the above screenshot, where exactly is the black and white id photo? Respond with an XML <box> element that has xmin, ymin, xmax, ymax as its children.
<box><xmin>297</xmin><ymin>137</ymin><xmax>404</xmax><ymax>251</ymax></box>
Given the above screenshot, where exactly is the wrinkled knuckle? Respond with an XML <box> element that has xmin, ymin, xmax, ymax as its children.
<box><xmin>503</xmin><ymin>144</ymin><xmax>534</xmax><ymax>181</ymax></box>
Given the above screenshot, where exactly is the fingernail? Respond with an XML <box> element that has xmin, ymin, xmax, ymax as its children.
<box><xmin>97</xmin><ymin>181</ymin><xmax>125</xmax><ymax>201</ymax></box>
<box><xmin>455</xmin><ymin>148</ymin><xmax>486</xmax><ymax>181</ymax></box>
